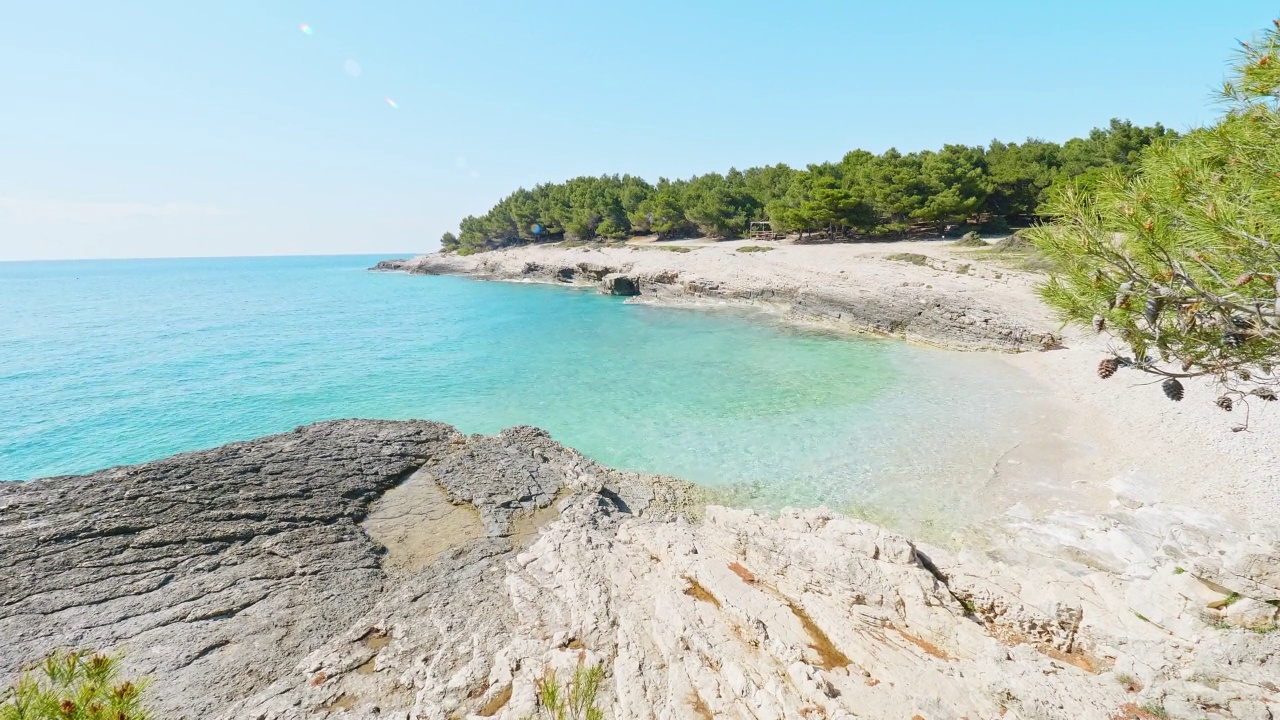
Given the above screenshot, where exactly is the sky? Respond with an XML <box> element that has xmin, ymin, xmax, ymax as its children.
<box><xmin>0</xmin><ymin>1</ymin><xmax>1276</xmax><ymax>261</ymax></box>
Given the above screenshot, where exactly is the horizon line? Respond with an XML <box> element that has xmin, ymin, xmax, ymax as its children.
<box><xmin>0</xmin><ymin>251</ymin><xmax>428</xmax><ymax>264</ymax></box>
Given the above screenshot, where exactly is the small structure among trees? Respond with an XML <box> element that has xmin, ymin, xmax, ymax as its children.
<box><xmin>749</xmin><ymin>221</ymin><xmax>777</xmax><ymax>241</ymax></box>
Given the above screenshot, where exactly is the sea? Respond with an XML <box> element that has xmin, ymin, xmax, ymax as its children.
<box><xmin>0</xmin><ymin>254</ymin><xmax>1055</xmax><ymax>533</ymax></box>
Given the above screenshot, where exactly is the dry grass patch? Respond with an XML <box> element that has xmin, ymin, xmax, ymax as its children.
<box><xmin>892</xmin><ymin>625</ymin><xmax>953</xmax><ymax>661</ymax></box>
<box><xmin>683</xmin><ymin>576</ymin><xmax>722</xmax><ymax>608</ymax></box>
<box><xmin>478</xmin><ymin>684</ymin><xmax>513</xmax><ymax>716</ymax></box>
<box><xmin>786</xmin><ymin>600</ymin><xmax>853</xmax><ymax>670</ymax></box>
<box><xmin>1111</xmin><ymin>703</ymin><xmax>1169</xmax><ymax>719</ymax></box>
<box><xmin>688</xmin><ymin>691</ymin><xmax>714</xmax><ymax>720</ymax></box>
<box><xmin>885</xmin><ymin>252</ymin><xmax>930</xmax><ymax>266</ymax></box>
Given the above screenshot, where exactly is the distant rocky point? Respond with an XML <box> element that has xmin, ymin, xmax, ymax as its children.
<box><xmin>370</xmin><ymin>258</ymin><xmax>411</xmax><ymax>272</ymax></box>
<box><xmin>3</xmin><ymin>420</ymin><xmax>1277</xmax><ymax>719</ymax></box>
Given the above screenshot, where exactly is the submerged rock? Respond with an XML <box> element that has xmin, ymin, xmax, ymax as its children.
<box><xmin>2</xmin><ymin>421</ymin><xmax>1277</xmax><ymax>719</ymax></box>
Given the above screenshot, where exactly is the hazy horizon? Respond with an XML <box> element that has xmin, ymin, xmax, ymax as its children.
<box><xmin>0</xmin><ymin>250</ymin><xmax>420</xmax><ymax>264</ymax></box>
<box><xmin>3</xmin><ymin>0</ymin><xmax>1276</xmax><ymax>261</ymax></box>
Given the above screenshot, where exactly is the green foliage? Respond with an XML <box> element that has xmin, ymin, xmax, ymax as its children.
<box><xmin>1030</xmin><ymin>20</ymin><xmax>1280</xmax><ymax>410</ymax></box>
<box><xmin>446</xmin><ymin>121</ymin><xmax>1169</xmax><ymax>253</ymax></box>
<box><xmin>736</xmin><ymin>245</ymin><xmax>775</xmax><ymax>253</ymax></box>
<box><xmin>1</xmin><ymin>651</ymin><xmax>152</xmax><ymax>720</ymax></box>
<box><xmin>523</xmin><ymin>663</ymin><xmax>605</xmax><ymax>720</ymax></box>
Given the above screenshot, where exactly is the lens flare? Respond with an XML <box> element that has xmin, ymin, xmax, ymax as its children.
<box><xmin>299</xmin><ymin>23</ymin><xmax>313</xmax><ymax>35</ymax></box>
<box><xmin>385</xmin><ymin>98</ymin><xmax>399</xmax><ymax>109</ymax></box>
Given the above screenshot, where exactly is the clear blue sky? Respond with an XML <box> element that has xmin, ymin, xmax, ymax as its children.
<box><xmin>1</xmin><ymin>1</ymin><xmax>1275</xmax><ymax>261</ymax></box>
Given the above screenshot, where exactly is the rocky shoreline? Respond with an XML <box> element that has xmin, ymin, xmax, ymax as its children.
<box><xmin>3</xmin><ymin>420</ymin><xmax>1278</xmax><ymax>719</ymax></box>
<box><xmin>374</xmin><ymin>241</ymin><xmax>1062</xmax><ymax>352</ymax></box>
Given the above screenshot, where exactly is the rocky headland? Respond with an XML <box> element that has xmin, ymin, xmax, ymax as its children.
<box><xmin>3</xmin><ymin>420</ymin><xmax>1278</xmax><ymax>719</ymax></box>
<box><xmin>379</xmin><ymin>240</ymin><xmax>1062</xmax><ymax>352</ymax></box>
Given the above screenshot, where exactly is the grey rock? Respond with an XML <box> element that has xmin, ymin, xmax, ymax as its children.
<box><xmin>0</xmin><ymin>420</ymin><xmax>699</xmax><ymax>719</ymax></box>
<box><xmin>0</xmin><ymin>419</ymin><xmax>456</xmax><ymax>719</ymax></box>
<box><xmin>369</xmin><ymin>258</ymin><xmax>411</xmax><ymax>272</ymax></box>
<box><xmin>600</xmin><ymin>272</ymin><xmax>640</xmax><ymax>296</ymax></box>
<box><xmin>7</xmin><ymin>421</ymin><xmax>1275</xmax><ymax>719</ymax></box>
<box><xmin>575</xmin><ymin>262</ymin><xmax>614</xmax><ymax>281</ymax></box>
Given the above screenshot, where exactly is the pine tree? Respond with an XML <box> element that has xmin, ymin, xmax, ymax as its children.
<box><xmin>1</xmin><ymin>650</ymin><xmax>152</xmax><ymax>720</ymax></box>
<box><xmin>1030</xmin><ymin>20</ymin><xmax>1280</xmax><ymax>412</ymax></box>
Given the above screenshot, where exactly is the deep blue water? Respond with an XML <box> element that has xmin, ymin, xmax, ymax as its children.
<box><xmin>0</xmin><ymin>254</ymin><xmax>1042</xmax><ymax>528</ymax></box>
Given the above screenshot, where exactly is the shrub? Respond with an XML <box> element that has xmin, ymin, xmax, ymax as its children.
<box><xmin>0</xmin><ymin>650</ymin><xmax>152</xmax><ymax>720</ymax></box>
<box><xmin>524</xmin><ymin>663</ymin><xmax>605</xmax><ymax>720</ymax></box>
<box><xmin>736</xmin><ymin>245</ymin><xmax>775</xmax><ymax>253</ymax></box>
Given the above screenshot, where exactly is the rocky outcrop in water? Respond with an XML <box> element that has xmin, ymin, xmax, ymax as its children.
<box><xmin>371</xmin><ymin>259</ymin><xmax>411</xmax><ymax>272</ymax></box>
<box><xmin>3</xmin><ymin>422</ymin><xmax>1277</xmax><ymax>719</ymax></box>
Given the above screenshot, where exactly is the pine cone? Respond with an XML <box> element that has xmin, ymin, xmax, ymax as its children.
<box><xmin>1092</xmin><ymin>314</ymin><xmax>1105</xmax><ymax>333</ymax></box>
<box><xmin>1238</xmin><ymin>369</ymin><xmax>1252</xmax><ymax>381</ymax></box>
<box><xmin>1098</xmin><ymin>357</ymin><xmax>1121</xmax><ymax>379</ymax></box>
<box><xmin>1162</xmin><ymin>378</ymin><xmax>1185</xmax><ymax>401</ymax></box>
<box><xmin>1144</xmin><ymin>297</ymin><xmax>1163</xmax><ymax>326</ymax></box>
<box><xmin>1224</xmin><ymin>332</ymin><xmax>1247</xmax><ymax>348</ymax></box>
<box><xmin>1216</xmin><ymin>395</ymin><xmax>1234</xmax><ymax>412</ymax></box>
<box><xmin>1251</xmin><ymin>388</ymin><xmax>1278</xmax><ymax>402</ymax></box>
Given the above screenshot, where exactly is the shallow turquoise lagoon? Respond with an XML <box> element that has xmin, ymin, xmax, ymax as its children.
<box><xmin>0</xmin><ymin>255</ymin><xmax>1048</xmax><ymax>530</ymax></box>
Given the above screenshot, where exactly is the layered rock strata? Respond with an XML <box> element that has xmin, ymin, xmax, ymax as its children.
<box><xmin>3</xmin><ymin>421</ymin><xmax>1277</xmax><ymax>720</ymax></box>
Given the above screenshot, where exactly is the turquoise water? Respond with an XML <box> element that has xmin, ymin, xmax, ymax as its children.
<box><xmin>0</xmin><ymin>255</ymin><xmax>1046</xmax><ymax>529</ymax></box>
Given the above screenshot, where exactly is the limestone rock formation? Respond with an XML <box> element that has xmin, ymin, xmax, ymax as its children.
<box><xmin>0</xmin><ymin>420</ymin><xmax>697</xmax><ymax>720</ymax></box>
<box><xmin>3</xmin><ymin>421</ymin><xmax>1277</xmax><ymax>719</ymax></box>
<box><xmin>600</xmin><ymin>272</ymin><xmax>640</xmax><ymax>296</ymax></box>
<box><xmin>230</xmin><ymin>502</ymin><xmax>1280</xmax><ymax>720</ymax></box>
<box><xmin>388</xmin><ymin>246</ymin><xmax>1061</xmax><ymax>351</ymax></box>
